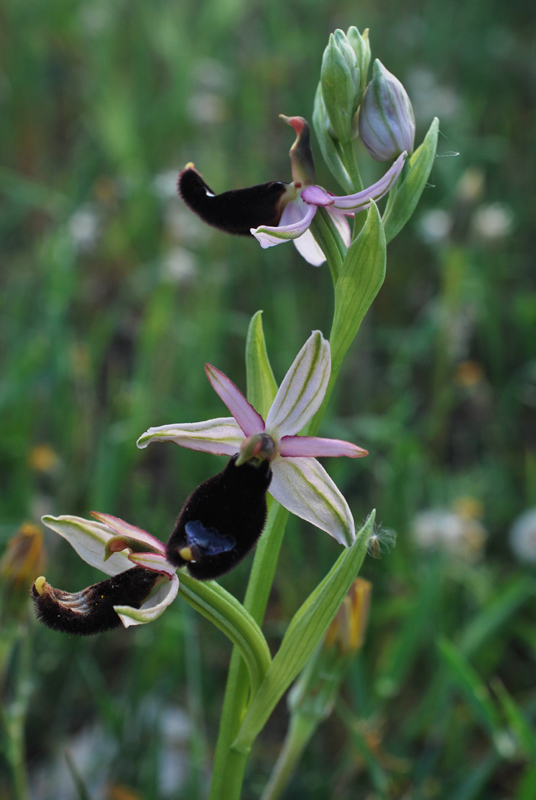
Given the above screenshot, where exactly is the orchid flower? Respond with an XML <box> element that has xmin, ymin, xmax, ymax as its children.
<box><xmin>32</xmin><ymin>512</ymin><xmax>179</xmax><ymax>634</ymax></box>
<box><xmin>178</xmin><ymin>115</ymin><xmax>406</xmax><ymax>266</ymax></box>
<box><xmin>137</xmin><ymin>331</ymin><xmax>367</xmax><ymax>547</ymax></box>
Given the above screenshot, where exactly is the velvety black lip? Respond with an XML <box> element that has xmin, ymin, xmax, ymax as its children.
<box><xmin>31</xmin><ymin>567</ymin><xmax>159</xmax><ymax>635</ymax></box>
<box><xmin>167</xmin><ymin>455</ymin><xmax>272</xmax><ymax>580</ymax></box>
<box><xmin>178</xmin><ymin>167</ymin><xmax>288</xmax><ymax>236</ymax></box>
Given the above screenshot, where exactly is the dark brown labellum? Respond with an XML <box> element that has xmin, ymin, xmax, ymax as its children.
<box><xmin>167</xmin><ymin>455</ymin><xmax>272</xmax><ymax>579</ymax></box>
<box><xmin>31</xmin><ymin>567</ymin><xmax>159</xmax><ymax>635</ymax></box>
<box><xmin>178</xmin><ymin>167</ymin><xmax>287</xmax><ymax>235</ymax></box>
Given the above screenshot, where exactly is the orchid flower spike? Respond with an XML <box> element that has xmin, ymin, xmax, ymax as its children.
<box><xmin>137</xmin><ymin>331</ymin><xmax>368</xmax><ymax>547</ymax></box>
<box><xmin>178</xmin><ymin>115</ymin><xmax>406</xmax><ymax>266</ymax></box>
<box><xmin>32</xmin><ymin>513</ymin><xmax>179</xmax><ymax>635</ymax></box>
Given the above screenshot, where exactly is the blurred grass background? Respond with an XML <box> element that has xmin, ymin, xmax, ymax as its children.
<box><xmin>1</xmin><ymin>0</ymin><xmax>535</xmax><ymax>797</ymax></box>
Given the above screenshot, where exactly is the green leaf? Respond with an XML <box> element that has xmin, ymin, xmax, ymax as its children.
<box><xmin>382</xmin><ymin>117</ymin><xmax>439</xmax><ymax>244</ymax></box>
<box><xmin>459</xmin><ymin>574</ymin><xmax>535</xmax><ymax>658</ymax></box>
<box><xmin>437</xmin><ymin>637</ymin><xmax>501</xmax><ymax>739</ymax></box>
<box><xmin>492</xmin><ymin>679</ymin><xmax>536</xmax><ymax>761</ymax></box>
<box><xmin>516</xmin><ymin>765</ymin><xmax>536</xmax><ymax>800</ymax></box>
<box><xmin>64</xmin><ymin>752</ymin><xmax>94</xmax><ymax>800</ymax></box>
<box><xmin>310</xmin><ymin>206</ymin><xmax>346</xmax><ymax>283</ymax></box>
<box><xmin>245</xmin><ymin>310</ymin><xmax>277</xmax><ymax>420</ymax></box>
<box><xmin>330</xmin><ymin>201</ymin><xmax>386</xmax><ymax>372</ymax></box>
<box><xmin>232</xmin><ymin>511</ymin><xmax>374</xmax><ymax>752</ymax></box>
<box><xmin>375</xmin><ymin>560</ymin><xmax>443</xmax><ymax>698</ymax></box>
<box><xmin>178</xmin><ymin>573</ymin><xmax>271</xmax><ymax>694</ymax></box>
<box><xmin>445</xmin><ymin>751</ymin><xmax>499</xmax><ymax>800</ymax></box>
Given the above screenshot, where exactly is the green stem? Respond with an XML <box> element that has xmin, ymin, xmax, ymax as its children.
<box><xmin>208</xmin><ymin>501</ymin><xmax>289</xmax><ymax>800</ymax></box>
<box><xmin>336</xmin><ymin>140</ymin><xmax>363</xmax><ymax>192</ymax></box>
<box><xmin>209</xmin><ymin>200</ymin><xmax>353</xmax><ymax>800</ymax></box>
<box><xmin>309</xmin><ymin>207</ymin><xmax>346</xmax><ymax>284</ymax></box>
<box><xmin>179</xmin><ymin>573</ymin><xmax>271</xmax><ymax>695</ymax></box>
<box><xmin>260</xmin><ymin>714</ymin><xmax>317</xmax><ymax>800</ymax></box>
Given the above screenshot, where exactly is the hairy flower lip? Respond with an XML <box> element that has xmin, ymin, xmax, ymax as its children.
<box><xmin>177</xmin><ymin>165</ymin><xmax>288</xmax><ymax>235</ymax></box>
<box><xmin>38</xmin><ymin>513</ymin><xmax>180</xmax><ymax>629</ymax></box>
<box><xmin>137</xmin><ymin>331</ymin><xmax>367</xmax><ymax>547</ymax></box>
<box><xmin>31</xmin><ymin>568</ymin><xmax>165</xmax><ymax>636</ymax></box>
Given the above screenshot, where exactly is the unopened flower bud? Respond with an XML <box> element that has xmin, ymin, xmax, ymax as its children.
<box><xmin>347</xmin><ymin>27</ymin><xmax>371</xmax><ymax>94</ymax></box>
<box><xmin>320</xmin><ymin>30</ymin><xmax>363</xmax><ymax>143</ymax></box>
<box><xmin>358</xmin><ymin>59</ymin><xmax>415</xmax><ymax>161</ymax></box>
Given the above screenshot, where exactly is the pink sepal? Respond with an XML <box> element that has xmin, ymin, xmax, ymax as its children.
<box><xmin>205</xmin><ymin>364</ymin><xmax>265</xmax><ymax>436</ymax></box>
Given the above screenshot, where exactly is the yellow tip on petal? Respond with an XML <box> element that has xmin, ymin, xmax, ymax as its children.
<box><xmin>178</xmin><ymin>546</ymin><xmax>194</xmax><ymax>562</ymax></box>
<box><xmin>184</xmin><ymin>161</ymin><xmax>195</xmax><ymax>170</ymax></box>
<box><xmin>34</xmin><ymin>576</ymin><xmax>47</xmax><ymax>596</ymax></box>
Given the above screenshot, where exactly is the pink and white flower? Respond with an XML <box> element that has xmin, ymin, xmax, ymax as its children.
<box><xmin>178</xmin><ymin>115</ymin><xmax>406</xmax><ymax>267</ymax></box>
<box><xmin>251</xmin><ymin>116</ymin><xmax>406</xmax><ymax>266</ymax></box>
<box><xmin>137</xmin><ymin>331</ymin><xmax>367</xmax><ymax>547</ymax></box>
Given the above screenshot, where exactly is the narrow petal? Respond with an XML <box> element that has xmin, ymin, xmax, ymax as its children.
<box><xmin>137</xmin><ymin>418</ymin><xmax>244</xmax><ymax>455</ymax></box>
<box><xmin>91</xmin><ymin>512</ymin><xmax>166</xmax><ymax>554</ymax></box>
<box><xmin>128</xmin><ymin>551</ymin><xmax>177</xmax><ymax>578</ymax></box>
<box><xmin>251</xmin><ymin>199</ymin><xmax>317</xmax><ymax>247</ymax></box>
<box><xmin>300</xmin><ymin>185</ymin><xmax>334</xmax><ymax>206</ymax></box>
<box><xmin>115</xmin><ymin>573</ymin><xmax>180</xmax><ymax>628</ymax></box>
<box><xmin>292</xmin><ymin>229</ymin><xmax>326</xmax><ymax>266</ymax></box>
<box><xmin>269</xmin><ymin>457</ymin><xmax>355</xmax><ymax>546</ymax></box>
<box><xmin>205</xmin><ymin>365</ymin><xmax>265</xmax><ymax>437</ymax></box>
<box><xmin>330</xmin><ymin>152</ymin><xmax>406</xmax><ymax>211</ymax></box>
<box><xmin>265</xmin><ymin>330</ymin><xmax>330</xmax><ymax>438</ymax></box>
<box><xmin>279</xmin><ymin>435</ymin><xmax>368</xmax><ymax>458</ymax></box>
<box><xmin>42</xmin><ymin>515</ymin><xmax>131</xmax><ymax>576</ymax></box>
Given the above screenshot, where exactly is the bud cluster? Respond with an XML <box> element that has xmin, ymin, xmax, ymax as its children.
<box><xmin>319</xmin><ymin>27</ymin><xmax>371</xmax><ymax>144</ymax></box>
<box><xmin>316</xmin><ymin>26</ymin><xmax>416</xmax><ymax>163</ymax></box>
